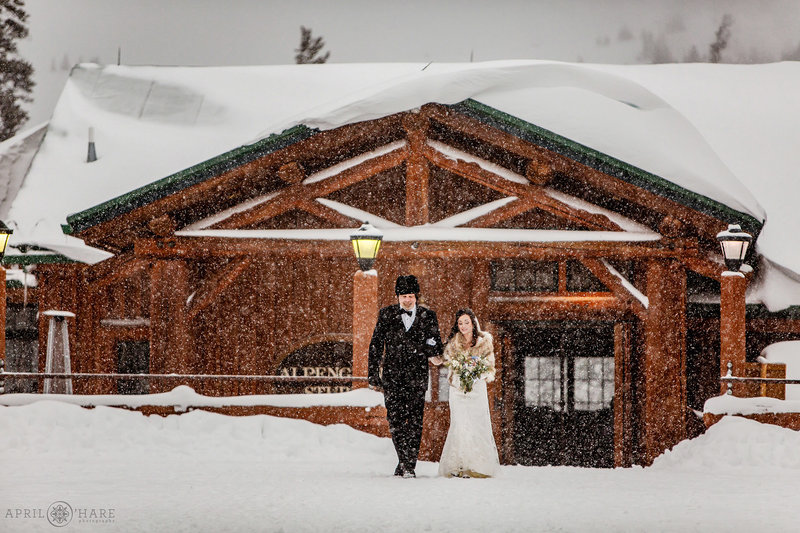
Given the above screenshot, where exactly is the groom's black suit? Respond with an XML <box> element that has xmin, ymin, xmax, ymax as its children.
<box><xmin>369</xmin><ymin>303</ymin><xmax>443</xmax><ymax>474</ymax></box>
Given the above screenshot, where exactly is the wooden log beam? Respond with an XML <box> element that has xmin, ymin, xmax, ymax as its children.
<box><xmin>188</xmin><ymin>257</ymin><xmax>253</xmax><ymax>319</ymax></box>
<box><xmin>422</xmin><ymin>103</ymin><xmax>729</xmax><ymax>242</ymax></box>
<box><xmin>297</xmin><ymin>198</ymin><xmax>361</xmax><ymax>228</ymax></box>
<box><xmin>423</xmin><ymin>143</ymin><xmax>529</xmax><ymax>197</ymax></box>
<box><xmin>277</xmin><ymin>161</ymin><xmax>305</xmax><ymax>184</ymax></box>
<box><xmin>135</xmin><ymin>235</ymin><xmax>696</xmax><ymax>262</ymax></box>
<box><xmin>212</xmin><ymin>147</ymin><xmax>407</xmax><ymax>230</ymax></box>
<box><xmin>465</xmin><ymin>197</ymin><xmax>536</xmax><ymax>228</ymax></box>
<box><xmin>403</xmin><ymin>113</ymin><xmax>430</xmax><ymax>226</ymax></box>
<box><xmin>76</xmin><ymin>113</ymin><xmax>406</xmax><ymax>248</ymax></box>
<box><xmin>581</xmin><ymin>258</ymin><xmax>647</xmax><ymax>319</ymax></box>
<box><xmin>424</xmin><ymin>145</ymin><xmax>620</xmax><ymax>231</ymax></box>
<box><xmin>85</xmin><ymin>253</ymin><xmax>148</xmax><ymax>288</ymax></box>
<box><xmin>487</xmin><ymin>293</ymin><xmax>630</xmax><ymax>321</ymax></box>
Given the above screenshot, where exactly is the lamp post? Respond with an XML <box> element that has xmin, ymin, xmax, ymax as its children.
<box><xmin>350</xmin><ymin>222</ymin><xmax>383</xmax><ymax>389</ymax></box>
<box><xmin>0</xmin><ymin>221</ymin><xmax>12</xmax><ymax>394</ymax></box>
<box><xmin>717</xmin><ymin>224</ymin><xmax>752</xmax><ymax>395</ymax></box>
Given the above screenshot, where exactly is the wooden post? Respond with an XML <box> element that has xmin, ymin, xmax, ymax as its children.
<box><xmin>640</xmin><ymin>259</ymin><xmax>687</xmax><ymax>465</ymax></box>
<box><xmin>150</xmin><ymin>259</ymin><xmax>192</xmax><ymax>392</ymax></box>
<box><xmin>352</xmin><ymin>270</ymin><xmax>378</xmax><ymax>388</ymax></box>
<box><xmin>403</xmin><ymin>114</ymin><xmax>430</xmax><ymax>226</ymax></box>
<box><xmin>720</xmin><ymin>271</ymin><xmax>747</xmax><ymax>396</ymax></box>
<box><xmin>613</xmin><ymin>322</ymin><xmax>632</xmax><ymax>468</ymax></box>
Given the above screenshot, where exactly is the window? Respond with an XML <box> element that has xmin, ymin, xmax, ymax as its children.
<box><xmin>573</xmin><ymin>357</ymin><xmax>615</xmax><ymax>411</ymax></box>
<box><xmin>5</xmin><ymin>304</ymin><xmax>39</xmax><ymax>393</ymax></box>
<box><xmin>491</xmin><ymin>260</ymin><xmax>559</xmax><ymax>292</ymax></box>
<box><xmin>116</xmin><ymin>341</ymin><xmax>150</xmax><ymax>395</ymax></box>
<box><xmin>524</xmin><ymin>355</ymin><xmax>614</xmax><ymax>412</ymax></box>
<box><xmin>524</xmin><ymin>356</ymin><xmax>563</xmax><ymax>411</ymax></box>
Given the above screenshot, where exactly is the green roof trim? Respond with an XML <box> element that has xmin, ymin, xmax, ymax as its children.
<box><xmin>65</xmin><ymin>124</ymin><xmax>317</xmax><ymax>234</ymax></box>
<box><xmin>3</xmin><ymin>253</ymin><xmax>80</xmax><ymax>266</ymax></box>
<box><xmin>452</xmin><ymin>99</ymin><xmax>764</xmax><ymax>237</ymax></box>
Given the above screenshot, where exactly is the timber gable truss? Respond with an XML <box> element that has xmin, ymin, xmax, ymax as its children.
<box><xmin>70</xmin><ymin>100</ymin><xmax>760</xmax><ymax>310</ymax></box>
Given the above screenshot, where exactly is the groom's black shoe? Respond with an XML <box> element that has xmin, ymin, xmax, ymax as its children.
<box><xmin>402</xmin><ymin>468</ymin><xmax>416</xmax><ymax>478</ymax></box>
<box><xmin>394</xmin><ymin>464</ymin><xmax>404</xmax><ymax>477</ymax></box>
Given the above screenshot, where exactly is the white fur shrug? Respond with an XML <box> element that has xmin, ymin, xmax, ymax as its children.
<box><xmin>442</xmin><ymin>331</ymin><xmax>496</xmax><ymax>385</ymax></box>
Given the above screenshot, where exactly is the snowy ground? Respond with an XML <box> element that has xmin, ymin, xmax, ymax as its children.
<box><xmin>1</xmin><ymin>402</ymin><xmax>799</xmax><ymax>532</ymax></box>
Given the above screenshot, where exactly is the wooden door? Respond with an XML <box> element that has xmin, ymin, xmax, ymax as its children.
<box><xmin>511</xmin><ymin>322</ymin><xmax>615</xmax><ymax>467</ymax></box>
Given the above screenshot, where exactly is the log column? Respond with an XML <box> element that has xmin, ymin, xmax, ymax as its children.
<box><xmin>720</xmin><ymin>271</ymin><xmax>747</xmax><ymax>396</ymax></box>
<box><xmin>403</xmin><ymin>114</ymin><xmax>430</xmax><ymax>226</ymax></box>
<box><xmin>640</xmin><ymin>259</ymin><xmax>687</xmax><ymax>465</ymax></box>
<box><xmin>352</xmin><ymin>269</ymin><xmax>378</xmax><ymax>388</ymax></box>
<box><xmin>150</xmin><ymin>259</ymin><xmax>192</xmax><ymax>391</ymax></box>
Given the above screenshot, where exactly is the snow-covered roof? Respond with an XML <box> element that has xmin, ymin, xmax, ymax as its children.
<box><xmin>4</xmin><ymin>60</ymin><xmax>800</xmax><ymax>307</ymax></box>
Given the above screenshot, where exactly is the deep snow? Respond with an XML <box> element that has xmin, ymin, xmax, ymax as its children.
<box><xmin>1</xmin><ymin>401</ymin><xmax>799</xmax><ymax>532</ymax></box>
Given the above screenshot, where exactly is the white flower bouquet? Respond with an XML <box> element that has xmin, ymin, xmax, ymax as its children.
<box><xmin>445</xmin><ymin>351</ymin><xmax>490</xmax><ymax>393</ymax></box>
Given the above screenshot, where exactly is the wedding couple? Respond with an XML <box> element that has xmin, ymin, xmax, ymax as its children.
<box><xmin>368</xmin><ymin>274</ymin><xmax>499</xmax><ymax>479</ymax></box>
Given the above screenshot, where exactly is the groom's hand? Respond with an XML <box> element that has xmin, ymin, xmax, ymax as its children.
<box><xmin>429</xmin><ymin>356</ymin><xmax>443</xmax><ymax>366</ymax></box>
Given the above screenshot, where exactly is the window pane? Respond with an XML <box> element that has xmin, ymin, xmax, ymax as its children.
<box><xmin>573</xmin><ymin>356</ymin><xmax>614</xmax><ymax>411</ymax></box>
<box><xmin>491</xmin><ymin>260</ymin><xmax>558</xmax><ymax>292</ymax></box>
<box><xmin>525</xmin><ymin>356</ymin><xmax>562</xmax><ymax>411</ymax></box>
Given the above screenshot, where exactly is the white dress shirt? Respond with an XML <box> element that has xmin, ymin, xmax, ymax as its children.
<box><xmin>400</xmin><ymin>305</ymin><xmax>416</xmax><ymax>331</ymax></box>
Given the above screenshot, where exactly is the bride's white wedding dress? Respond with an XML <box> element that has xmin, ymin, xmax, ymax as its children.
<box><xmin>438</xmin><ymin>332</ymin><xmax>500</xmax><ymax>478</ymax></box>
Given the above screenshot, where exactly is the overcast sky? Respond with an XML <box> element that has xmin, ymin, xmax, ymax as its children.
<box><xmin>18</xmin><ymin>0</ymin><xmax>800</xmax><ymax>126</ymax></box>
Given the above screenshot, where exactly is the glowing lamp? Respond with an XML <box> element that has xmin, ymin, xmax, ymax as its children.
<box><xmin>716</xmin><ymin>224</ymin><xmax>752</xmax><ymax>272</ymax></box>
<box><xmin>350</xmin><ymin>222</ymin><xmax>383</xmax><ymax>271</ymax></box>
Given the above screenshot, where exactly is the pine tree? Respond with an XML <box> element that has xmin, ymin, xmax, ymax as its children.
<box><xmin>295</xmin><ymin>26</ymin><xmax>330</xmax><ymax>64</ymax></box>
<box><xmin>0</xmin><ymin>0</ymin><xmax>34</xmax><ymax>141</ymax></box>
<box><xmin>709</xmin><ymin>14</ymin><xmax>733</xmax><ymax>63</ymax></box>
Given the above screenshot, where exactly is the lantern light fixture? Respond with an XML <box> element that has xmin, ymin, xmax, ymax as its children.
<box><xmin>0</xmin><ymin>221</ymin><xmax>13</xmax><ymax>261</ymax></box>
<box><xmin>716</xmin><ymin>224</ymin><xmax>752</xmax><ymax>273</ymax></box>
<box><xmin>350</xmin><ymin>222</ymin><xmax>383</xmax><ymax>271</ymax></box>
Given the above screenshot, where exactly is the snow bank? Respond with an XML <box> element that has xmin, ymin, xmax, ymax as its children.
<box><xmin>0</xmin><ymin>384</ymin><xmax>385</xmax><ymax>409</ymax></box>
<box><xmin>2</xmin><ymin>401</ymin><xmax>800</xmax><ymax>532</ymax></box>
<box><xmin>652</xmin><ymin>415</ymin><xmax>800</xmax><ymax>471</ymax></box>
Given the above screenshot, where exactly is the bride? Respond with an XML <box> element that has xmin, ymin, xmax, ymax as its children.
<box><xmin>437</xmin><ymin>308</ymin><xmax>500</xmax><ymax>478</ymax></box>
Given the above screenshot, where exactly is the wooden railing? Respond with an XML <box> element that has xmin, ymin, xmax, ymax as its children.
<box><xmin>719</xmin><ymin>361</ymin><xmax>796</xmax><ymax>398</ymax></box>
<box><xmin>0</xmin><ymin>371</ymin><xmax>367</xmax><ymax>395</ymax></box>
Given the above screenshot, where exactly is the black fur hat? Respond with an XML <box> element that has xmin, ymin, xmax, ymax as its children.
<box><xmin>395</xmin><ymin>274</ymin><xmax>420</xmax><ymax>295</ymax></box>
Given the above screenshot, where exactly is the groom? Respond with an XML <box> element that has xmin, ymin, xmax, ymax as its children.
<box><xmin>368</xmin><ymin>274</ymin><xmax>443</xmax><ymax>478</ymax></box>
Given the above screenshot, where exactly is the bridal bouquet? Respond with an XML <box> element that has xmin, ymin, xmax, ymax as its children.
<box><xmin>445</xmin><ymin>351</ymin><xmax>490</xmax><ymax>393</ymax></box>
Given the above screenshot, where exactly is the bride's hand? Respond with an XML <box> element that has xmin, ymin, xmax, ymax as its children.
<box><xmin>429</xmin><ymin>356</ymin><xmax>444</xmax><ymax>366</ymax></box>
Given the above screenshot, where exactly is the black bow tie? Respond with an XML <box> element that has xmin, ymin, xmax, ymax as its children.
<box><xmin>401</xmin><ymin>309</ymin><xmax>413</xmax><ymax>316</ymax></box>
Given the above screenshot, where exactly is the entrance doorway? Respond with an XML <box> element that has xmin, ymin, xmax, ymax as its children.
<box><xmin>509</xmin><ymin>322</ymin><xmax>615</xmax><ymax>467</ymax></box>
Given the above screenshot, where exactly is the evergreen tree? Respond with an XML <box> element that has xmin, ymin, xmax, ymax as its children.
<box><xmin>684</xmin><ymin>45</ymin><xmax>702</xmax><ymax>63</ymax></box>
<box><xmin>0</xmin><ymin>0</ymin><xmax>33</xmax><ymax>141</ymax></box>
<box><xmin>295</xmin><ymin>26</ymin><xmax>330</xmax><ymax>64</ymax></box>
<box><xmin>709</xmin><ymin>14</ymin><xmax>733</xmax><ymax>63</ymax></box>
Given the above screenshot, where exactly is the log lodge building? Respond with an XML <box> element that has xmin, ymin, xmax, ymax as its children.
<box><xmin>2</xmin><ymin>63</ymin><xmax>800</xmax><ymax>468</ymax></box>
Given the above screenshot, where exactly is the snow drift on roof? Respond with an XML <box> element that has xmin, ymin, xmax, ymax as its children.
<box><xmin>5</xmin><ymin>61</ymin><xmax>799</xmax><ymax>310</ymax></box>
